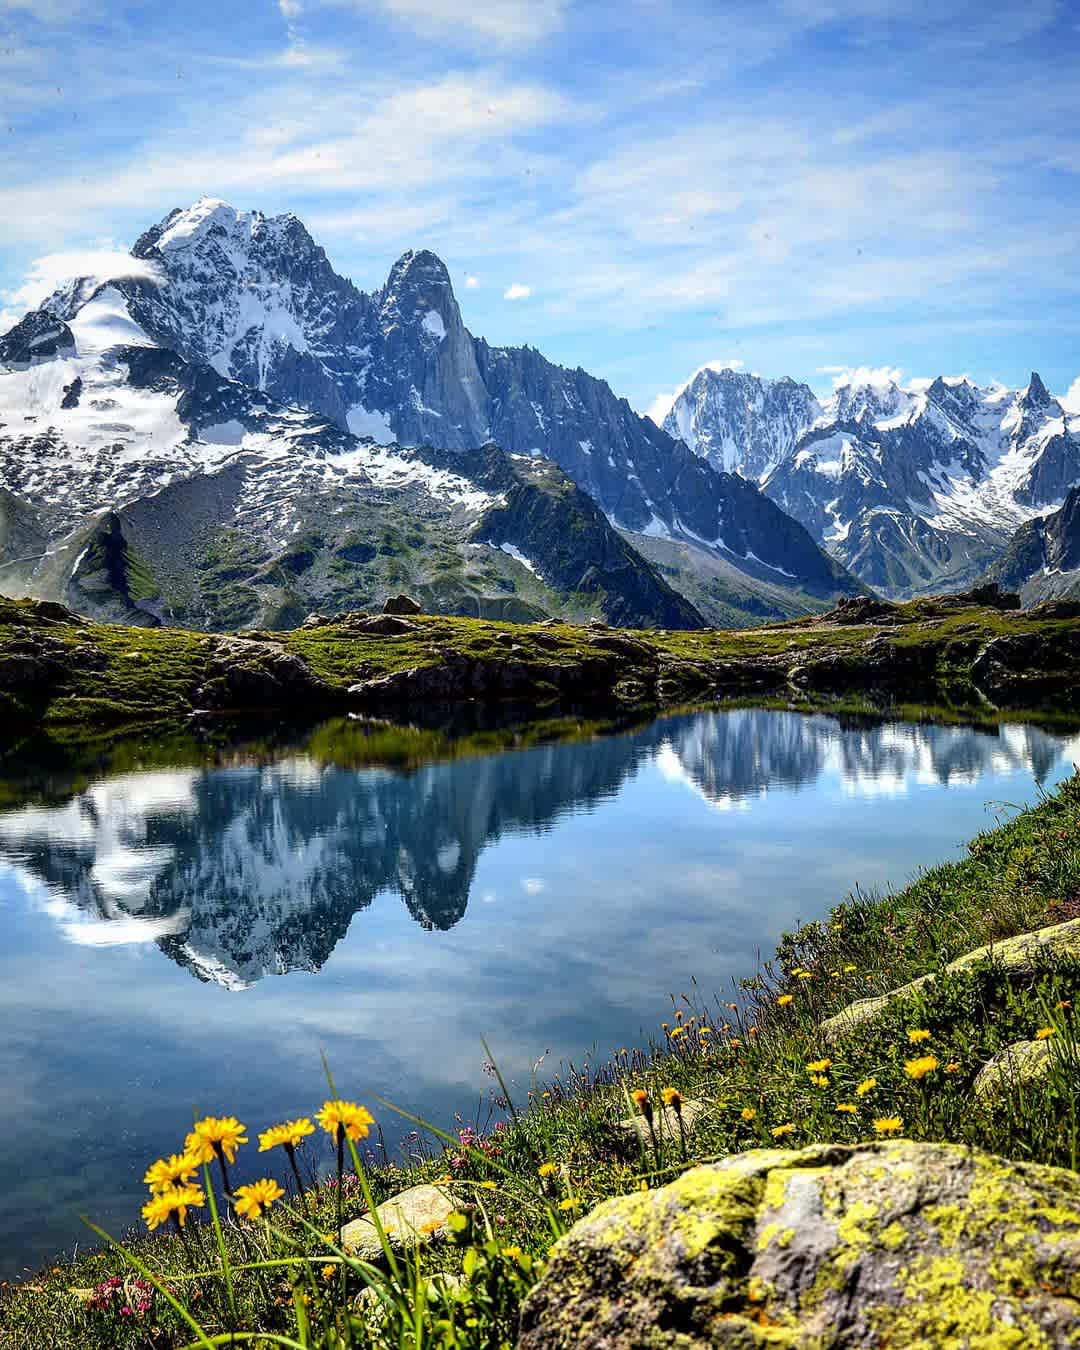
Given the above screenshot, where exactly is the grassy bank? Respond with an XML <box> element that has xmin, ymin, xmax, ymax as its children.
<box><xmin>2</xmin><ymin>591</ymin><xmax>1080</xmax><ymax>735</ymax></box>
<box><xmin>4</xmin><ymin>761</ymin><xmax>1080</xmax><ymax>1347</ymax></box>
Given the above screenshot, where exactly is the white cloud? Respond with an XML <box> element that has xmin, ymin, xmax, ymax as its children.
<box><xmin>464</xmin><ymin>275</ymin><xmax>480</xmax><ymax>288</ymax></box>
<box><xmin>329</xmin><ymin>0</ymin><xmax>565</xmax><ymax>47</ymax></box>
<box><xmin>521</xmin><ymin>877</ymin><xmax>545</xmax><ymax>894</ymax></box>
<box><xmin>1061</xmin><ymin>376</ymin><xmax>1080</xmax><ymax>414</ymax></box>
<box><xmin>0</xmin><ymin>248</ymin><xmax>163</xmax><ymax>326</ymax></box>
<box><xmin>503</xmin><ymin>282</ymin><xmax>531</xmax><ymax>300</ymax></box>
<box><xmin>819</xmin><ymin>364</ymin><xmax>905</xmax><ymax>389</ymax></box>
<box><xmin>279</xmin><ymin>0</ymin><xmax>303</xmax><ymax>12</ymax></box>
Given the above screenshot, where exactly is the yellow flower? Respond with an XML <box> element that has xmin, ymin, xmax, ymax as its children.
<box><xmin>321</xmin><ymin>1265</ymin><xmax>336</xmax><ymax>1282</ymax></box>
<box><xmin>661</xmin><ymin>1088</ymin><xmax>683</xmax><ymax>1109</ymax></box>
<box><xmin>855</xmin><ymin>1078</ymin><xmax>877</xmax><ymax>1097</ymax></box>
<box><xmin>796</xmin><ymin>972</ymin><xmax>814</xmax><ymax>981</ymax></box>
<box><xmin>809</xmin><ymin>1074</ymin><xmax>829</xmax><ymax>1087</ymax></box>
<box><xmin>258</xmin><ymin>1118</ymin><xmax>315</xmax><ymax>1152</ymax></box>
<box><xmin>699</xmin><ymin>1026</ymin><xmax>713</xmax><ymax>1036</ymax></box>
<box><xmin>502</xmin><ymin>1245</ymin><xmax>523</xmax><ymax>1263</ymax></box>
<box><xmin>669</xmin><ymin>1026</ymin><xmax>686</xmax><ymax>1040</ymax></box>
<box><xmin>479</xmin><ymin>1180</ymin><xmax>497</xmax><ymax>1190</ymax></box>
<box><xmin>538</xmin><ymin>1162</ymin><xmax>557</xmax><ymax>1177</ymax></box>
<box><xmin>777</xmin><ymin>994</ymin><xmax>794</xmax><ymax>1007</ymax></box>
<box><xmin>907</xmin><ymin>1029</ymin><xmax>931</xmax><ymax>1044</ymax></box>
<box><xmin>143</xmin><ymin>1152</ymin><xmax>199</xmax><ymax>1194</ymax></box>
<box><xmin>558</xmin><ymin>1197</ymin><xmax>579</xmax><ymax>1211</ymax></box>
<box><xmin>234</xmin><ymin>1178</ymin><xmax>285</xmax><ymax>1221</ymax></box>
<box><xmin>142</xmin><ymin>1184</ymin><xmax>205</xmax><ymax>1231</ymax></box>
<box><xmin>806</xmin><ymin>1058</ymin><xmax>832</xmax><ymax>1073</ymax></box>
<box><xmin>316</xmin><ymin>1100</ymin><xmax>375</xmax><ymax>1142</ymax></box>
<box><xmin>944</xmin><ymin>1062</ymin><xmax>961</xmax><ymax>1073</ymax></box>
<box><xmin>771</xmin><ymin>1123</ymin><xmax>795</xmax><ymax>1138</ymax></box>
<box><xmin>904</xmin><ymin>1055</ymin><xmax>940</xmax><ymax>1080</ymax></box>
<box><xmin>873</xmin><ymin>1117</ymin><xmax>903</xmax><ymax>1135</ymax></box>
<box><xmin>1035</xmin><ymin>1027</ymin><xmax>1057</xmax><ymax>1040</ymax></box>
<box><xmin>187</xmin><ymin>1116</ymin><xmax>248</xmax><ymax>1165</ymax></box>
<box><xmin>637</xmin><ymin>1180</ymin><xmax>649</xmax><ymax>1192</ymax></box>
<box><xmin>631</xmin><ymin>1089</ymin><xmax>650</xmax><ymax>1109</ymax></box>
<box><xmin>836</xmin><ymin>1103</ymin><xmax>857</xmax><ymax>1114</ymax></box>
<box><xmin>741</xmin><ymin>1107</ymin><xmax>757</xmax><ymax>1122</ymax></box>
<box><xmin>434</xmin><ymin>1174</ymin><xmax>454</xmax><ymax>1184</ymax></box>
<box><xmin>843</xmin><ymin>964</ymin><xmax>857</xmax><ymax>973</ymax></box>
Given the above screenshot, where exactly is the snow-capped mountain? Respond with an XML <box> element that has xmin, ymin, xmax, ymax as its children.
<box><xmin>662</xmin><ymin>361</ymin><xmax>1080</xmax><ymax>599</ymax></box>
<box><xmin>0</xmin><ymin>197</ymin><xmax>864</xmax><ymax>627</ymax></box>
<box><xmin>0</xmin><ymin>276</ymin><xmax>703</xmax><ymax>629</ymax></box>
<box><xmin>662</xmin><ymin>366</ymin><xmax>824</xmax><ymax>480</ymax></box>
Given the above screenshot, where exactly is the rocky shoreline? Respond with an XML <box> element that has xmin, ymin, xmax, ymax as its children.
<box><xmin>1</xmin><ymin>586</ymin><xmax>1079</xmax><ymax>732</ymax></box>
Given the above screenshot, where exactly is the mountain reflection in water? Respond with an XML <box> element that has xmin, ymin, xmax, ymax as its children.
<box><xmin>1</xmin><ymin>710</ymin><xmax>1075</xmax><ymax>991</ymax></box>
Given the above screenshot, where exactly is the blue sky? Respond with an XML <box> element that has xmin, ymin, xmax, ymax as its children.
<box><xmin>2</xmin><ymin>0</ymin><xmax>1079</xmax><ymax>416</ymax></box>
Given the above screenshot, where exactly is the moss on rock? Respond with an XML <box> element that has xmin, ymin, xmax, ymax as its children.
<box><xmin>518</xmin><ymin>1142</ymin><xmax>1080</xmax><ymax>1349</ymax></box>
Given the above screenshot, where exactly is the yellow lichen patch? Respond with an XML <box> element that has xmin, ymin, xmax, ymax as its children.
<box><xmin>879</xmin><ymin>1220</ymin><xmax>907</xmax><ymax>1250</ymax></box>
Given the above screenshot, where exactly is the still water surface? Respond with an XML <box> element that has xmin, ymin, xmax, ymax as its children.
<box><xmin>1</xmin><ymin>707</ymin><xmax>1078</xmax><ymax>1275</ymax></box>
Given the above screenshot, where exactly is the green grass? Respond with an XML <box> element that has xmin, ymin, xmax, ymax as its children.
<box><xmin>4</xmin><ymin>767</ymin><xmax>1080</xmax><ymax>1348</ymax></box>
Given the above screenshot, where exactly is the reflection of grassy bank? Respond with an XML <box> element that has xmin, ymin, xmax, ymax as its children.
<box><xmin>4</xmin><ymin>766</ymin><xmax>1080</xmax><ymax>1347</ymax></box>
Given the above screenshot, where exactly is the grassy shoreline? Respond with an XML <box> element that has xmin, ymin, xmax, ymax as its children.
<box><xmin>3</xmin><ymin>757</ymin><xmax>1080</xmax><ymax>1346</ymax></box>
<box><xmin>3</xmin><ymin>591</ymin><xmax>1080</xmax><ymax>737</ymax></box>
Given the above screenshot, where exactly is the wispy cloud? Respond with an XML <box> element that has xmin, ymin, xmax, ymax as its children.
<box><xmin>503</xmin><ymin>282</ymin><xmax>531</xmax><ymax>300</ymax></box>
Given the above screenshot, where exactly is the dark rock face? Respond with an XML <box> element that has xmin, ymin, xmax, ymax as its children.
<box><xmin>0</xmin><ymin>310</ymin><xmax>75</xmax><ymax>364</ymax></box>
<box><xmin>383</xmin><ymin>594</ymin><xmax>423</xmax><ymax>615</ymax></box>
<box><xmin>987</xmin><ymin>486</ymin><xmax>1080</xmax><ymax>605</ymax></box>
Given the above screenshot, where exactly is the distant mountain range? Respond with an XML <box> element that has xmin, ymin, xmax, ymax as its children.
<box><xmin>0</xmin><ymin>199</ymin><xmax>864</xmax><ymax>631</ymax></box>
<box><xmin>663</xmin><ymin>365</ymin><xmax>1080</xmax><ymax>598</ymax></box>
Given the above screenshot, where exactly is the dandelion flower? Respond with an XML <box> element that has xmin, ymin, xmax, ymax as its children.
<box><xmin>142</xmin><ymin>1184</ymin><xmax>205</xmax><ymax>1231</ymax></box>
<box><xmin>806</xmin><ymin>1058</ymin><xmax>832</xmax><ymax>1073</ymax></box>
<box><xmin>771</xmin><ymin>1123</ymin><xmax>795</xmax><ymax>1139</ymax></box>
<box><xmin>143</xmin><ymin>1153</ymin><xmax>199</xmax><ymax>1194</ymax></box>
<box><xmin>631</xmin><ymin>1089</ymin><xmax>650</xmax><ymax>1109</ymax></box>
<box><xmin>777</xmin><ymin>994</ymin><xmax>794</xmax><ymax>1007</ymax></box>
<box><xmin>904</xmin><ymin>1055</ymin><xmax>939</xmax><ymax>1081</ymax></box>
<box><xmin>810</xmin><ymin>1074</ymin><xmax>829</xmax><ymax>1087</ymax></box>
<box><xmin>669</xmin><ymin>1026</ymin><xmax>686</xmax><ymax>1040</ymax></box>
<box><xmin>479</xmin><ymin>1180</ymin><xmax>497</xmax><ymax>1190</ymax></box>
<box><xmin>741</xmin><ymin>1107</ymin><xmax>757</xmax><ymax>1122</ymax></box>
<box><xmin>187</xmin><ymin>1116</ymin><xmax>248</xmax><ymax>1165</ymax></box>
<box><xmin>907</xmin><ymin>1029</ymin><xmax>931</xmax><ymax>1044</ymax></box>
<box><xmin>558</xmin><ymin>1197</ymin><xmax>579</xmax><ymax>1211</ymax></box>
<box><xmin>538</xmin><ymin>1162</ymin><xmax>557</xmax><ymax>1177</ymax></box>
<box><xmin>836</xmin><ymin>1103</ymin><xmax>857</xmax><ymax>1114</ymax></box>
<box><xmin>843</xmin><ymin>964</ymin><xmax>857</xmax><ymax>973</ymax></box>
<box><xmin>258</xmin><ymin>1118</ymin><xmax>315</xmax><ymax>1153</ymax></box>
<box><xmin>855</xmin><ymin>1078</ymin><xmax>878</xmax><ymax>1097</ymax></box>
<box><xmin>796</xmin><ymin>972</ymin><xmax>814</xmax><ymax>981</ymax></box>
<box><xmin>321</xmin><ymin>1265</ymin><xmax>336</xmax><ymax>1282</ymax></box>
<box><xmin>873</xmin><ymin>1117</ymin><xmax>903</xmax><ymax>1136</ymax></box>
<box><xmin>661</xmin><ymin>1088</ymin><xmax>683</xmax><ymax>1109</ymax></box>
<box><xmin>316</xmin><ymin>1100</ymin><xmax>375</xmax><ymax>1142</ymax></box>
<box><xmin>234</xmin><ymin>1178</ymin><xmax>285</xmax><ymax>1221</ymax></box>
<box><xmin>944</xmin><ymin>1062</ymin><xmax>961</xmax><ymax>1073</ymax></box>
<box><xmin>1035</xmin><ymin>1027</ymin><xmax>1057</xmax><ymax>1040</ymax></box>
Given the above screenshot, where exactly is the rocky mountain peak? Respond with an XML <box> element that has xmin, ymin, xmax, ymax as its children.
<box><xmin>378</xmin><ymin>248</ymin><xmax>459</xmax><ymax>343</ymax></box>
<box><xmin>1020</xmin><ymin>371</ymin><xmax>1057</xmax><ymax>411</ymax></box>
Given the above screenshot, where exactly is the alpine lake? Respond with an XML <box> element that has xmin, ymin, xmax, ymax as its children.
<box><xmin>2</xmin><ymin>700</ymin><xmax>1079</xmax><ymax>1277</ymax></box>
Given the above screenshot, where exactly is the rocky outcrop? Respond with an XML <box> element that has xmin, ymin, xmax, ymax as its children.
<box><xmin>383</xmin><ymin>594</ymin><xmax>423</xmax><ymax>615</ymax></box>
<box><xmin>195</xmin><ymin>637</ymin><xmax>336</xmax><ymax>711</ymax></box>
<box><xmin>519</xmin><ymin>1142</ymin><xmax>1080</xmax><ymax>1349</ymax></box>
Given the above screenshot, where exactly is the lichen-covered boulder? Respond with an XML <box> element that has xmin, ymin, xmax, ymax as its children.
<box><xmin>518</xmin><ymin>1142</ymin><xmax>1080</xmax><ymax>1349</ymax></box>
<box><xmin>821</xmin><ymin>917</ymin><xmax>1080</xmax><ymax>1043</ymax></box>
<box><xmin>974</xmin><ymin>1038</ymin><xmax>1057</xmax><ymax>1103</ymax></box>
<box><xmin>340</xmin><ymin>1183</ymin><xmax>458</xmax><ymax>1262</ymax></box>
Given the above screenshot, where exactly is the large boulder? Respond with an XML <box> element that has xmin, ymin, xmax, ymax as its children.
<box><xmin>519</xmin><ymin>1142</ymin><xmax>1080</xmax><ymax>1349</ymax></box>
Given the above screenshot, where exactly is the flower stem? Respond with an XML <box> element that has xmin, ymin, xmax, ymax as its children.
<box><xmin>285</xmin><ymin>1144</ymin><xmax>309</xmax><ymax>1217</ymax></box>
